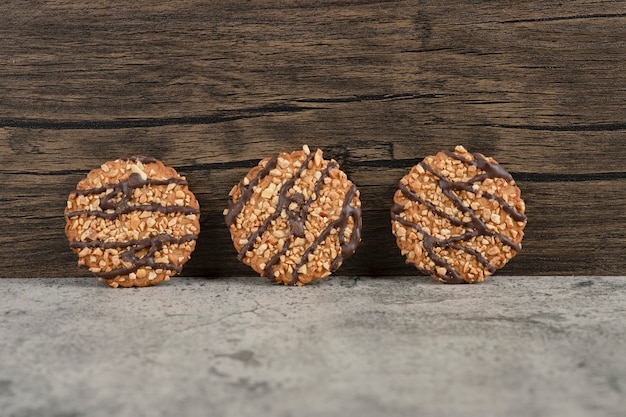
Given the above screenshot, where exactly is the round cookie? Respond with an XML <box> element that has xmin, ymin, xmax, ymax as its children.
<box><xmin>391</xmin><ymin>145</ymin><xmax>526</xmax><ymax>284</ymax></box>
<box><xmin>65</xmin><ymin>156</ymin><xmax>200</xmax><ymax>288</ymax></box>
<box><xmin>224</xmin><ymin>145</ymin><xmax>362</xmax><ymax>285</ymax></box>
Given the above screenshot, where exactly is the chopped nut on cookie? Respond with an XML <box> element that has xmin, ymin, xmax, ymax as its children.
<box><xmin>224</xmin><ymin>146</ymin><xmax>362</xmax><ymax>285</ymax></box>
<box><xmin>65</xmin><ymin>156</ymin><xmax>200</xmax><ymax>287</ymax></box>
<box><xmin>391</xmin><ymin>146</ymin><xmax>526</xmax><ymax>284</ymax></box>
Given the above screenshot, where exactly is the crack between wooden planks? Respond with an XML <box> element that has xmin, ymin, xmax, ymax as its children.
<box><xmin>0</xmin><ymin>93</ymin><xmax>449</xmax><ymax>130</ymax></box>
<box><xmin>294</xmin><ymin>92</ymin><xmax>444</xmax><ymax>103</ymax></box>
<box><xmin>346</xmin><ymin>160</ymin><xmax>626</xmax><ymax>181</ymax></box>
<box><xmin>511</xmin><ymin>172</ymin><xmax>626</xmax><ymax>182</ymax></box>
<box><xmin>500</xmin><ymin>12</ymin><xmax>626</xmax><ymax>24</ymax></box>
<box><xmin>2</xmin><ymin>160</ymin><xmax>261</xmax><ymax>176</ymax></box>
<box><xmin>5</xmin><ymin>163</ymin><xmax>626</xmax><ymax>183</ymax></box>
<box><xmin>0</xmin><ymin>104</ymin><xmax>318</xmax><ymax>130</ymax></box>
<box><xmin>479</xmin><ymin>122</ymin><xmax>626</xmax><ymax>132</ymax></box>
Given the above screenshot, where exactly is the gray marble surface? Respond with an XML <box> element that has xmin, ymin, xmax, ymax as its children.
<box><xmin>1</xmin><ymin>276</ymin><xmax>625</xmax><ymax>417</ymax></box>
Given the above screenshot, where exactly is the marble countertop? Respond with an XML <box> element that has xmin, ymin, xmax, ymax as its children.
<box><xmin>2</xmin><ymin>276</ymin><xmax>625</xmax><ymax>417</ymax></box>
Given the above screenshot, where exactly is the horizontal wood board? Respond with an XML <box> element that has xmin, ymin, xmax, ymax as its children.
<box><xmin>1</xmin><ymin>0</ymin><xmax>625</xmax><ymax>277</ymax></box>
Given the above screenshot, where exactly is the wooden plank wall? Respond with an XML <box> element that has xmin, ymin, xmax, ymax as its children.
<box><xmin>1</xmin><ymin>0</ymin><xmax>625</xmax><ymax>278</ymax></box>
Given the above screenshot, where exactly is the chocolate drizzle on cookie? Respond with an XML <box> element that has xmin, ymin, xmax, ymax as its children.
<box><xmin>69</xmin><ymin>234</ymin><xmax>197</xmax><ymax>280</ymax></box>
<box><xmin>66</xmin><ymin>173</ymin><xmax>199</xmax><ymax>220</ymax></box>
<box><xmin>291</xmin><ymin>182</ymin><xmax>361</xmax><ymax>284</ymax></box>
<box><xmin>120</xmin><ymin>155</ymin><xmax>159</xmax><ymax>165</ymax></box>
<box><xmin>225</xmin><ymin>151</ymin><xmax>362</xmax><ymax>284</ymax></box>
<box><xmin>391</xmin><ymin>150</ymin><xmax>526</xmax><ymax>284</ymax></box>
<box><xmin>228</xmin><ymin>152</ymin><xmax>315</xmax><ymax>263</ymax></box>
<box><xmin>224</xmin><ymin>157</ymin><xmax>278</xmax><ymax>227</ymax></box>
<box><xmin>66</xmin><ymin>158</ymin><xmax>200</xmax><ymax>281</ymax></box>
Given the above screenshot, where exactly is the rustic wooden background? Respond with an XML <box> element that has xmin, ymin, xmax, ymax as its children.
<box><xmin>2</xmin><ymin>1</ymin><xmax>625</xmax><ymax>278</ymax></box>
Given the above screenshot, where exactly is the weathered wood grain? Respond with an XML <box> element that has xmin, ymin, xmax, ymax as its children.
<box><xmin>1</xmin><ymin>0</ymin><xmax>625</xmax><ymax>277</ymax></box>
